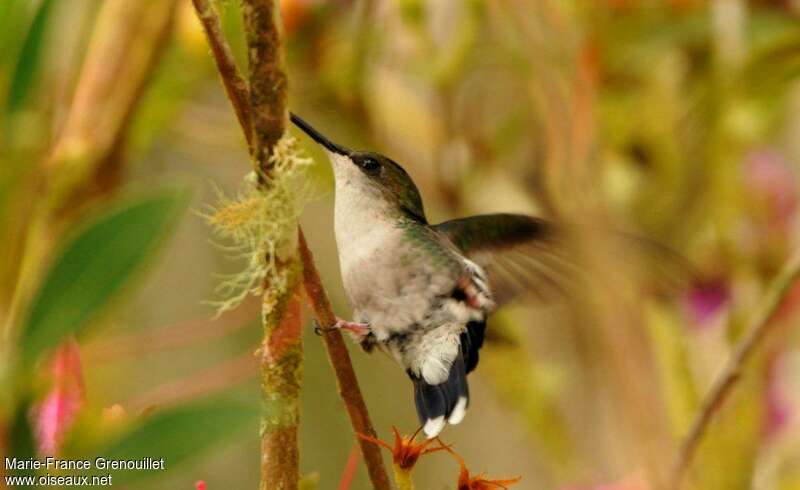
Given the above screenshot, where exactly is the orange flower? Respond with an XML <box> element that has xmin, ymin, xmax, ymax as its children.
<box><xmin>358</xmin><ymin>426</ymin><xmax>446</xmax><ymax>470</ymax></box>
<box><xmin>443</xmin><ymin>445</ymin><xmax>521</xmax><ymax>490</ymax></box>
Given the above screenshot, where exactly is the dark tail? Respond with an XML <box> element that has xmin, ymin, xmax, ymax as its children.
<box><xmin>410</xmin><ymin>351</ymin><xmax>470</xmax><ymax>438</ymax></box>
<box><xmin>460</xmin><ymin>320</ymin><xmax>485</xmax><ymax>374</ymax></box>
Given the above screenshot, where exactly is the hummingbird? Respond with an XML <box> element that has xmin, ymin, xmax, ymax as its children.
<box><xmin>290</xmin><ymin>112</ymin><xmax>682</xmax><ymax>438</ymax></box>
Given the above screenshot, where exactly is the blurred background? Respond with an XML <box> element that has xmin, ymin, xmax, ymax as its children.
<box><xmin>2</xmin><ymin>0</ymin><xmax>800</xmax><ymax>489</ymax></box>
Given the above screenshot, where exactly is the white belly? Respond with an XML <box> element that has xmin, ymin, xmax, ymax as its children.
<box><xmin>336</xmin><ymin>224</ymin><xmax>453</xmax><ymax>336</ymax></box>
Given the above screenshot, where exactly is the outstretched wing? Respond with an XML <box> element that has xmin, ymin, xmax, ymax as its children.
<box><xmin>434</xmin><ymin>214</ymin><xmax>578</xmax><ymax>305</ymax></box>
<box><xmin>434</xmin><ymin>213</ymin><xmax>693</xmax><ymax>306</ymax></box>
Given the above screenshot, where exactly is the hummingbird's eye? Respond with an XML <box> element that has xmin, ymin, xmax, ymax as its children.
<box><xmin>359</xmin><ymin>157</ymin><xmax>380</xmax><ymax>173</ymax></box>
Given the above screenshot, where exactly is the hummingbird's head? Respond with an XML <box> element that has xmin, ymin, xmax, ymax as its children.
<box><xmin>291</xmin><ymin>112</ymin><xmax>426</xmax><ymax>222</ymax></box>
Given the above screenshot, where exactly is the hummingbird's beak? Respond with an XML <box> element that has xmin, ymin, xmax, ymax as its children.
<box><xmin>290</xmin><ymin>112</ymin><xmax>350</xmax><ymax>156</ymax></box>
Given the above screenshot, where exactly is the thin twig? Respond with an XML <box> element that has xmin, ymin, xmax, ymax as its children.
<box><xmin>337</xmin><ymin>444</ymin><xmax>362</xmax><ymax>490</ymax></box>
<box><xmin>672</xmin><ymin>249</ymin><xmax>800</xmax><ymax>488</ymax></box>
<box><xmin>190</xmin><ymin>2</ymin><xmax>390</xmax><ymax>487</ymax></box>
<box><xmin>299</xmin><ymin>231</ymin><xmax>392</xmax><ymax>490</ymax></box>
<box><xmin>190</xmin><ymin>0</ymin><xmax>253</xmax><ymax>151</ymax></box>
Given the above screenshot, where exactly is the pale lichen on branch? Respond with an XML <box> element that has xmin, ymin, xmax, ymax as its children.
<box><xmin>205</xmin><ymin>134</ymin><xmax>313</xmax><ymax>314</ymax></box>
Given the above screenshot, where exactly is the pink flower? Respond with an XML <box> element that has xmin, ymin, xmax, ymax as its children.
<box><xmin>31</xmin><ymin>338</ymin><xmax>85</xmax><ymax>456</ymax></box>
<box><xmin>195</xmin><ymin>481</ymin><xmax>207</xmax><ymax>490</ymax></box>
<box><xmin>684</xmin><ymin>277</ymin><xmax>730</xmax><ymax>329</ymax></box>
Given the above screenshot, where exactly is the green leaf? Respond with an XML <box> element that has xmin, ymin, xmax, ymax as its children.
<box><xmin>97</xmin><ymin>398</ymin><xmax>257</xmax><ymax>484</ymax></box>
<box><xmin>19</xmin><ymin>189</ymin><xmax>189</xmax><ymax>366</ymax></box>
<box><xmin>5</xmin><ymin>0</ymin><xmax>54</xmax><ymax>116</ymax></box>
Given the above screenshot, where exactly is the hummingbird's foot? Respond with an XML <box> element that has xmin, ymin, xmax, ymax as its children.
<box><xmin>334</xmin><ymin>318</ymin><xmax>371</xmax><ymax>342</ymax></box>
<box><xmin>323</xmin><ymin>317</ymin><xmax>371</xmax><ymax>344</ymax></box>
<box><xmin>312</xmin><ymin>319</ymin><xmax>371</xmax><ymax>343</ymax></box>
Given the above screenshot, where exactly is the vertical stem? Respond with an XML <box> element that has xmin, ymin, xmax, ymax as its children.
<box><xmin>392</xmin><ymin>464</ymin><xmax>415</xmax><ymax>490</ymax></box>
<box><xmin>238</xmin><ymin>1</ymin><xmax>300</xmax><ymax>488</ymax></box>
<box><xmin>242</xmin><ymin>0</ymin><xmax>288</xmax><ymax>177</ymax></box>
<box><xmin>260</xmin><ymin>264</ymin><xmax>303</xmax><ymax>489</ymax></box>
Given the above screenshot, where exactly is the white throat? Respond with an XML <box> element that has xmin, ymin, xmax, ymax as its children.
<box><xmin>328</xmin><ymin>152</ymin><xmax>397</xmax><ymax>267</ymax></box>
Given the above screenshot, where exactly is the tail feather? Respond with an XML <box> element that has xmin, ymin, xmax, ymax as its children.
<box><xmin>410</xmin><ymin>351</ymin><xmax>469</xmax><ymax>438</ymax></box>
<box><xmin>460</xmin><ymin>320</ymin><xmax>486</xmax><ymax>374</ymax></box>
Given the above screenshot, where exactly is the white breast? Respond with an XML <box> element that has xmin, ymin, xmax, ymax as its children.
<box><xmin>333</xmin><ymin>176</ymin><xmax>410</xmax><ymax>331</ymax></box>
<box><xmin>334</xmin><ymin>189</ymin><xmax>392</xmax><ymax>260</ymax></box>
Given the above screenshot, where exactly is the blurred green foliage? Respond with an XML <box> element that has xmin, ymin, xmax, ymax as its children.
<box><xmin>19</xmin><ymin>190</ymin><xmax>189</xmax><ymax>368</ymax></box>
<box><xmin>5</xmin><ymin>0</ymin><xmax>53</xmax><ymax>119</ymax></box>
<box><xmin>94</xmin><ymin>398</ymin><xmax>257</xmax><ymax>485</ymax></box>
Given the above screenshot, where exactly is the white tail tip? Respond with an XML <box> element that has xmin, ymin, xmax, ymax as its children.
<box><xmin>448</xmin><ymin>397</ymin><xmax>468</xmax><ymax>425</ymax></box>
<box><xmin>423</xmin><ymin>416</ymin><xmax>446</xmax><ymax>438</ymax></box>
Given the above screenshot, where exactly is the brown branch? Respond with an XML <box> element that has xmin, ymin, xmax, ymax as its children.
<box><xmin>259</xmin><ymin>275</ymin><xmax>304</xmax><ymax>489</ymax></box>
<box><xmin>235</xmin><ymin>1</ymin><xmax>300</xmax><ymax>488</ymax></box>
<box><xmin>242</xmin><ymin>0</ymin><xmax>288</xmax><ymax>178</ymax></box>
<box><xmin>299</xmin><ymin>231</ymin><xmax>392</xmax><ymax>490</ymax></box>
<box><xmin>672</xmin><ymin>250</ymin><xmax>800</xmax><ymax>488</ymax></box>
<box><xmin>190</xmin><ymin>0</ymin><xmax>253</xmax><ymax>151</ymax></box>
<box><xmin>191</xmin><ymin>2</ymin><xmax>390</xmax><ymax>487</ymax></box>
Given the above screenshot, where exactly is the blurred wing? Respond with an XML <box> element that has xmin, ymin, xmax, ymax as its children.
<box><xmin>434</xmin><ymin>213</ymin><xmax>694</xmax><ymax>306</ymax></box>
<box><xmin>434</xmin><ymin>214</ymin><xmax>578</xmax><ymax>305</ymax></box>
<box><xmin>605</xmin><ymin>229</ymin><xmax>698</xmax><ymax>296</ymax></box>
